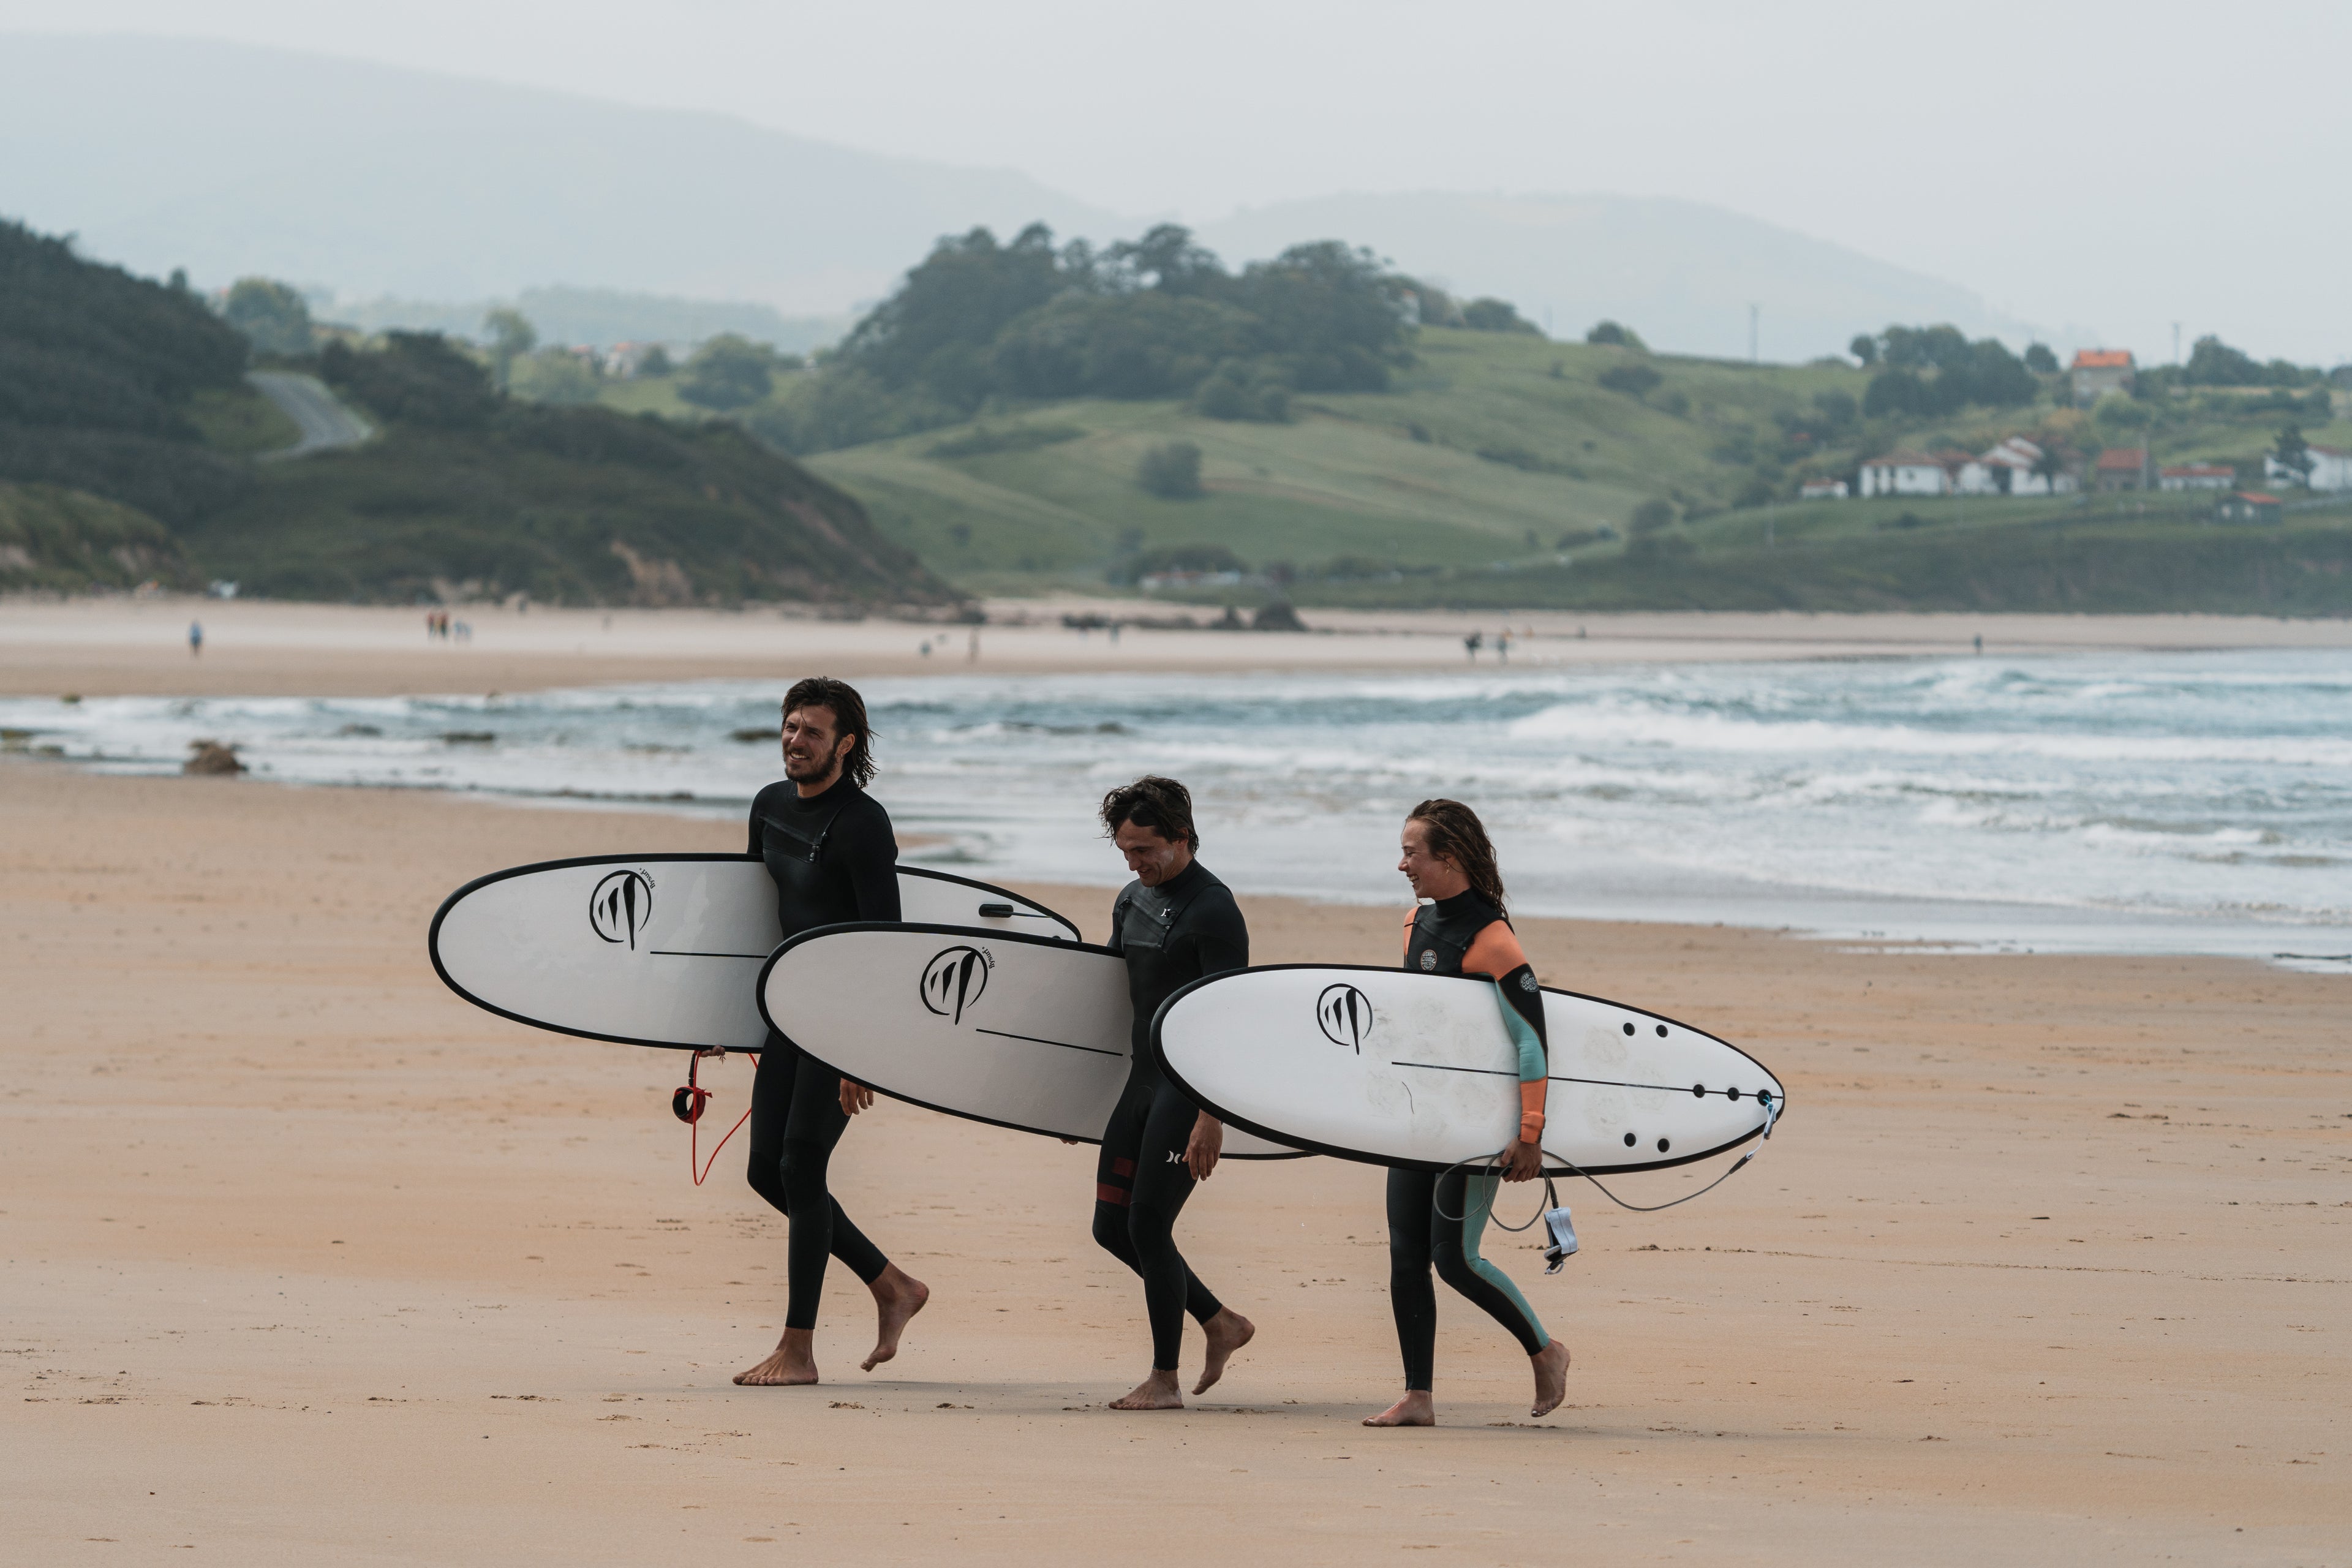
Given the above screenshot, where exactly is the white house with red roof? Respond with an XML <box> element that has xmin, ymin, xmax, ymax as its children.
<box><xmin>2158</xmin><ymin>463</ymin><xmax>2236</xmax><ymax>492</ymax></box>
<box><xmin>1955</xmin><ymin>435</ymin><xmax>2075</xmax><ymax>497</ymax></box>
<box><xmin>1858</xmin><ymin>450</ymin><xmax>1951</xmax><ymax>497</ymax></box>
<box><xmin>2094</xmin><ymin>446</ymin><xmax>2151</xmax><ymax>491</ymax></box>
<box><xmin>2070</xmin><ymin>349</ymin><xmax>2136</xmax><ymax>406</ymax></box>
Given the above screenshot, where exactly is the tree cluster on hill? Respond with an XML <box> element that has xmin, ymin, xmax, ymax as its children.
<box><xmin>224</xmin><ymin>278</ymin><xmax>315</xmax><ymax>357</ymax></box>
<box><xmin>2179</xmin><ymin>334</ymin><xmax>2324</xmax><ymax>390</ymax></box>
<box><xmin>1856</xmin><ymin>324</ymin><xmax>2038</xmax><ymax>417</ymax></box>
<box><xmin>753</xmin><ymin>223</ymin><xmax>1419</xmax><ymax>453</ymax></box>
<box><xmin>0</xmin><ymin>220</ymin><xmax>251</xmax><ymax>527</ymax></box>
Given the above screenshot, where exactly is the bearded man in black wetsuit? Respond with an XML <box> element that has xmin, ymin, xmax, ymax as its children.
<box><xmin>1092</xmin><ymin>775</ymin><xmax>1257</xmax><ymax>1411</ymax></box>
<box><xmin>733</xmin><ymin>677</ymin><xmax>929</xmax><ymax>1387</ymax></box>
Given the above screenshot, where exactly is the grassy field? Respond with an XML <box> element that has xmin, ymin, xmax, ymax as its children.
<box><xmin>567</xmin><ymin>330</ymin><xmax>2352</xmax><ymax>612</ymax></box>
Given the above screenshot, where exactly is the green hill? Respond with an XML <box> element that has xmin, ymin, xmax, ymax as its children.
<box><xmin>0</xmin><ymin>221</ymin><xmax>951</xmax><ymax>607</ymax></box>
<box><xmin>789</xmin><ymin>327</ymin><xmax>2352</xmax><ymax>611</ymax></box>
<box><xmin>550</xmin><ymin>220</ymin><xmax>2347</xmax><ymax>614</ymax></box>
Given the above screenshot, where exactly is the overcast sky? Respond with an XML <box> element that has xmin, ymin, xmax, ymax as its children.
<box><xmin>7</xmin><ymin>0</ymin><xmax>2347</xmax><ymax>362</ymax></box>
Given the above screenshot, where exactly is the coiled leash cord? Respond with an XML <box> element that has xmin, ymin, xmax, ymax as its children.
<box><xmin>674</xmin><ymin>1047</ymin><xmax>760</xmax><ymax>1186</ymax></box>
<box><xmin>1438</xmin><ymin>1091</ymin><xmax>1781</xmax><ymax>1226</ymax></box>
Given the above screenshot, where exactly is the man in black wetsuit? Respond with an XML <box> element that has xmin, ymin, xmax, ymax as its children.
<box><xmin>1092</xmin><ymin>775</ymin><xmax>1257</xmax><ymax>1410</ymax></box>
<box><xmin>733</xmin><ymin>677</ymin><xmax>928</xmax><ymax>1388</ymax></box>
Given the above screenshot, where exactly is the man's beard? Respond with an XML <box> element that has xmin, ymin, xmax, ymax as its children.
<box><xmin>783</xmin><ymin>750</ymin><xmax>836</xmax><ymax>783</ymax></box>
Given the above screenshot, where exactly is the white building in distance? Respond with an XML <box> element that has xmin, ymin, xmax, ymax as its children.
<box><xmin>2264</xmin><ymin>444</ymin><xmax>2352</xmax><ymax>492</ymax></box>
<box><xmin>1858</xmin><ymin>450</ymin><xmax>1950</xmax><ymax>497</ymax></box>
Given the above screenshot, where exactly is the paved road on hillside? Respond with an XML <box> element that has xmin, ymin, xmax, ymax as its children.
<box><xmin>248</xmin><ymin>371</ymin><xmax>373</xmax><ymax>459</ymax></box>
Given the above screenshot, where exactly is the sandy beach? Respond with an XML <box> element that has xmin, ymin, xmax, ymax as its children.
<box><xmin>4</xmin><ymin>750</ymin><xmax>2345</xmax><ymax>1565</ymax></box>
<box><xmin>5</xmin><ymin>594</ymin><xmax>2351</xmax><ymax>697</ymax></box>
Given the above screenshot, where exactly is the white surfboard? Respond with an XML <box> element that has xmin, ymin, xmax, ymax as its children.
<box><xmin>1152</xmin><ymin>965</ymin><xmax>1782</xmax><ymax>1175</ymax></box>
<box><xmin>759</xmin><ymin>924</ymin><xmax>1302</xmax><ymax>1159</ymax></box>
<box><xmin>429</xmin><ymin>854</ymin><xmax>1079</xmax><ymax>1051</ymax></box>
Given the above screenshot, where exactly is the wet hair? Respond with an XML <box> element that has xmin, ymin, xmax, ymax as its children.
<box><xmin>782</xmin><ymin>676</ymin><xmax>876</xmax><ymax>788</ymax></box>
<box><xmin>1100</xmin><ymin>775</ymin><xmax>1199</xmax><ymax>851</ymax></box>
<box><xmin>1406</xmin><ymin>797</ymin><xmax>1506</xmax><ymax>916</ymax></box>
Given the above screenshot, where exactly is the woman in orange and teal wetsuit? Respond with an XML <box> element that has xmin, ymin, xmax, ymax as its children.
<box><xmin>1363</xmin><ymin>798</ymin><xmax>1572</xmax><ymax>1428</ymax></box>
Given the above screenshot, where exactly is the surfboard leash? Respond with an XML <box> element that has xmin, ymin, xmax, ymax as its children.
<box><xmin>1551</xmin><ymin>1090</ymin><xmax>1781</xmax><ymax>1215</ymax></box>
<box><xmin>1442</xmin><ymin>1091</ymin><xmax>1782</xmax><ymax>1224</ymax></box>
<box><xmin>676</xmin><ymin>1047</ymin><xmax>760</xmax><ymax>1186</ymax></box>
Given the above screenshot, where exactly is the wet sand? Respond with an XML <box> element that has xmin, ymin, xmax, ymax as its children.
<box><xmin>4</xmin><ymin>757</ymin><xmax>2345</xmax><ymax>1564</ymax></box>
<box><xmin>6</xmin><ymin>594</ymin><xmax>2350</xmax><ymax>697</ymax></box>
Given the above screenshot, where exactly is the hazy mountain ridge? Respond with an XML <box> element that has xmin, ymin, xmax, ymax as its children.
<box><xmin>4</xmin><ymin>35</ymin><xmax>2038</xmax><ymax>363</ymax></box>
<box><xmin>0</xmin><ymin>34</ymin><xmax>1122</xmax><ymax>311</ymax></box>
<box><xmin>1198</xmin><ymin>193</ymin><xmax>2042</xmax><ymax>362</ymax></box>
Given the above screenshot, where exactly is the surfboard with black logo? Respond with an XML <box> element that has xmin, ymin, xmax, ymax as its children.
<box><xmin>428</xmin><ymin>854</ymin><xmax>1078</xmax><ymax>1051</ymax></box>
<box><xmin>758</xmin><ymin>924</ymin><xmax>1301</xmax><ymax>1158</ymax></box>
<box><xmin>1151</xmin><ymin>965</ymin><xmax>1782</xmax><ymax>1175</ymax></box>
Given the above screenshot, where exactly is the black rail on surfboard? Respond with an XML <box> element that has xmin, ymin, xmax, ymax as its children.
<box><xmin>426</xmin><ymin>854</ymin><xmax>1080</xmax><ymax>1051</ymax></box>
<box><xmin>758</xmin><ymin>921</ymin><xmax>1308</xmax><ymax>1159</ymax></box>
<box><xmin>1148</xmin><ymin>962</ymin><xmax>1785</xmax><ymax>1177</ymax></box>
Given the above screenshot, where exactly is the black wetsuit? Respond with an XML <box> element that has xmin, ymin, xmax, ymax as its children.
<box><xmin>744</xmin><ymin>774</ymin><xmax>900</xmax><ymax>1330</ymax></box>
<box><xmin>1093</xmin><ymin>859</ymin><xmax>1248</xmax><ymax>1372</ymax></box>
<box><xmin>1387</xmin><ymin>889</ymin><xmax>1551</xmax><ymax>1391</ymax></box>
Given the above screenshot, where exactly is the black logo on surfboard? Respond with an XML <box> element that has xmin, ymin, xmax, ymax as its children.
<box><xmin>1317</xmin><ymin>983</ymin><xmax>1373</xmax><ymax>1052</ymax></box>
<box><xmin>588</xmin><ymin>869</ymin><xmax>655</xmax><ymax>949</ymax></box>
<box><xmin>921</xmin><ymin>945</ymin><xmax>990</xmax><ymax>1023</ymax></box>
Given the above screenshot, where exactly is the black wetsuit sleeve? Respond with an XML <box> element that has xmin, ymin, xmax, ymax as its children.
<box><xmin>837</xmin><ymin>801</ymin><xmax>901</xmax><ymax>922</ymax></box>
<box><xmin>1498</xmin><ymin>965</ymin><xmax>1548</xmax><ymax>1057</ymax></box>
<box><xmin>746</xmin><ymin>785</ymin><xmax>770</xmax><ymax>856</ymax></box>
<box><xmin>1106</xmin><ymin>888</ymin><xmax>1131</xmax><ymax>956</ymax></box>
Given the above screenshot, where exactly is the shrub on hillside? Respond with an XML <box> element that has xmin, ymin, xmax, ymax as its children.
<box><xmin>1599</xmin><ymin>362</ymin><xmax>1662</xmax><ymax>400</ymax></box>
<box><xmin>1136</xmin><ymin>441</ymin><xmax>1204</xmax><ymax>499</ymax></box>
<box><xmin>322</xmin><ymin>333</ymin><xmax>497</xmax><ymax>429</ymax></box>
<box><xmin>1587</xmin><ymin>320</ymin><xmax>1647</xmax><ymax>351</ymax></box>
<box><xmin>1193</xmin><ymin>360</ymin><xmax>1292</xmax><ymax>423</ymax></box>
<box><xmin>224</xmin><ymin>279</ymin><xmax>313</xmax><ymax>357</ymax></box>
<box><xmin>679</xmin><ymin>334</ymin><xmax>778</xmax><ymax>411</ymax></box>
<box><xmin>1629</xmin><ymin>499</ymin><xmax>1676</xmax><ymax>534</ymax></box>
<box><xmin>1461</xmin><ymin>298</ymin><xmax>1540</xmax><ymax>334</ymax></box>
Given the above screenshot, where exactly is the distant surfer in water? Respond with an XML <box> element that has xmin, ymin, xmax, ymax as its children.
<box><xmin>1365</xmin><ymin>799</ymin><xmax>1570</xmax><ymax>1427</ymax></box>
<box><xmin>734</xmin><ymin>677</ymin><xmax>929</xmax><ymax>1386</ymax></box>
<box><xmin>1094</xmin><ymin>775</ymin><xmax>1257</xmax><ymax>1409</ymax></box>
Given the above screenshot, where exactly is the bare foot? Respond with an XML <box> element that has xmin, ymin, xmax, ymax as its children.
<box><xmin>861</xmin><ymin>1264</ymin><xmax>929</xmax><ymax>1372</ymax></box>
<box><xmin>734</xmin><ymin>1328</ymin><xmax>818</xmax><ymax>1387</ymax></box>
<box><xmin>1109</xmin><ymin>1369</ymin><xmax>1185</xmax><ymax>1410</ymax></box>
<box><xmin>1192</xmin><ymin>1308</ymin><xmax>1255</xmax><ymax>1395</ymax></box>
<box><xmin>1530</xmin><ymin>1338</ymin><xmax>1570</xmax><ymax>1417</ymax></box>
<box><xmin>1363</xmin><ymin>1390</ymin><xmax>1435</xmax><ymax>1427</ymax></box>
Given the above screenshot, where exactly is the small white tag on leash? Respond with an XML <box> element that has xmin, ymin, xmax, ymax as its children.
<box><xmin>1542</xmin><ymin>1204</ymin><xmax>1578</xmax><ymax>1274</ymax></box>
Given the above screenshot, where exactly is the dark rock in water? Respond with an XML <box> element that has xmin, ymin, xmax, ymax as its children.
<box><xmin>184</xmin><ymin>739</ymin><xmax>244</xmax><ymax>775</ymax></box>
<box><xmin>441</xmin><ymin>731</ymin><xmax>496</xmax><ymax>745</ymax></box>
<box><xmin>336</xmin><ymin>723</ymin><xmax>384</xmax><ymax>737</ymax></box>
<box><xmin>1252</xmin><ymin>601</ymin><xmax>1308</xmax><ymax>632</ymax></box>
<box><xmin>729</xmin><ymin>726</ymin><xmax>775</xmax><ymax>744</ymax></box>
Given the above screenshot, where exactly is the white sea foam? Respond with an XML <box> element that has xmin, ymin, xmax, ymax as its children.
<box><xmin>6</xmin><ymin>648</ymin><xmax>2346</xmax><ymax>957</ymax></box>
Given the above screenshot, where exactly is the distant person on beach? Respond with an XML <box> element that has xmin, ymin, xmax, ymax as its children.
<box><xmin>1093</xmin><ymin>775</ymin><xmax>1257</xmax><ymax>1409</ymax></box>
<box><xmin>1464</xmin><ymin>631</ymin><xmax>1482</xmax><ymax>662</ymax></box>
<box><xmin>187</xmin><ymin>620</ymin><xmax>202</xmax><ymax>657</ymax></box>
<box><xmin>734</xmin><ymin>677</ymin><xmax>929</xmax><ymax>1387</ymax></box>
<box><xmin>1365</xmin><ymin>799</ymin><xmax>1570</xmax><ymax>1428</ymax></box>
